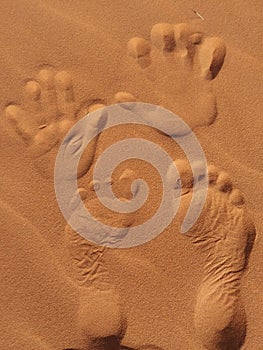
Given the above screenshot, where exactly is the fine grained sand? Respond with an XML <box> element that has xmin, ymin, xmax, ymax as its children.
<box><xmin>0</xmin><ymin>1</ymin><xmax>262</xmax><ymax>349</ymax></box>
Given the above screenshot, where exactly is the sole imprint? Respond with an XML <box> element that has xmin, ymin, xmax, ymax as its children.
<box><xmin>167</xmin><ymin>160</ymin><xmax>256</xmax><ymax>350</ymax></box>
<box><xmin>64</xmin><ymin>169</ymin><xmax>140</xmax><ymax>347</ymax></box>
<box><xmin>127</xmin><ymin>22</ymin><xmax>226</xmax><ymax>128</ymax></box>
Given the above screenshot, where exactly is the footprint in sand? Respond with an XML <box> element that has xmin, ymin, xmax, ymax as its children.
<box><xmin>64</xmin><ymin>171</ymin><xmax>137</xmax><ymax>349</ymax></box>
<box><xmin>65</xmin><ymin>157</ymin><xmax>256</xmax><ymax>350</ymax></box>
<box><xmin>65</xmin><ymin>170</ymin><xmax>165</xmax><ymax>350</ymax></box>
<box><xmin>127</xmin><ymin>22</ymin><xmax>226</xmax><ymax>128</ymax></box>
<box><xmin>3</xmin><ymin>67</ymin><xmax>136</xmax><ymax>178</ymax></box>
<box><xmin>167</xmin><ymin>159</ymin><xmax>256</xmax><ymax>350</ymax></box>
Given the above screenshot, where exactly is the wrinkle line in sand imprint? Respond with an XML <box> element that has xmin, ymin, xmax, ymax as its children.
<box><xmin>54</xmin><ymin>102</ymin><xmax>208</xmax><ymax>248</ymax></box>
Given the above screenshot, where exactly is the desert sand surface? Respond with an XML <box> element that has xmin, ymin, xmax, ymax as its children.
<box><xmin>0</xmin><ymin>1</ymin><xmax>262</xmax><ymax>349</ymax></box>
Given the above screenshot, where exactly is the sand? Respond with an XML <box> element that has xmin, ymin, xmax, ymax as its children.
<box><xmin>0</xmin><ymin>1</ymin><xmax>262</xmax><ymax>349</ymax></box>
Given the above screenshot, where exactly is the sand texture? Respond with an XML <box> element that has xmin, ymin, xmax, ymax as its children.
<box><xmin>0</xmin><ymin>1</ymin><xmax>262</xmax><ymax>349</ymax></box>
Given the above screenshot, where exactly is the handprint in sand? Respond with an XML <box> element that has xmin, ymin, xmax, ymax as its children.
<box><xmin>3</xmin><ymin>67</ymin><xmax>138</xmax><ymax>179</ymax></box>
<box><xmin>128</xmin><ymin>22</ymin><xmax>226</xmax><ymax>128</ymax></box>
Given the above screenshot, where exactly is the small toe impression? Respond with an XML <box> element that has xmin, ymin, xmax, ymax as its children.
<box><xmin>114</xmin><ymin>91</ymin><xmax>137</xmax><ymax>103</ymax></box>
<box><xmin>151</xmin><ymin>23</ymin><xmax>176</xmax><ymax>52</ymax></box>
<box><xmin>178</xmin><ymin>160</ymin><xmax>194</xmax><ymax>190</ymax></box>
<box><xmin>105</xmin><ymin>177</ymin><xmax>114</xmax><ymax>186</ymax></box>
<box><xmin>216</xmin><ymin>171</ymin><xmax>233</xmax><ymax>193</ymax></box>
<box><xmin>89</xmin><ymin>178</ymin><xmax>113</xmax><ymax>193</ymax></box>
<box><xmin>191</xmin><ymin>32</ymin><xmax>203</xmax><ymax>45</ymax></box>
<box><xmin>229</xmin><ymin>189</ymin><xmax>245</xmax><ymax>207</ymax></box>
<box><xmin>78</xmin><ymin>187</ymin><xmax>88</xmax><ymax>200</ymax></box>
<box><xmin>127</xmin><ymin>37</ymin><xmax>151</xmax><ymax>59</ymax></box>
<box><xmin>88</xmin><ymin>108</ymin><xmax>108</xmax><ymax>132</ymax></box>
<box><xmin>167</xmin><ymin>159</ymin><xmax>193</xmax><ymax>195</ymax></box>
<box><xmin>69</xmin><ymin>187</ymin><xmax>88</xmax><ymax>211</ymax></box>
<box><xmin>76</xmin><ymin>101</ymin><xmax>104</xmax><ymax>118</ymax></box>
<box><xmin>119</xmin><ymin>168</ymin><xmax>136</xmax><ymax>182</ymax></box>
<box><xmin>198</xmin><ymin>37</ymin><xmax>226</xmax><ymax>80</ymax></box>
<box><xmin>118</xmin><ymin>168</ymin><xmax>137</xmax><ymax>198</ymax></box>
<box><xmin>89</xmin><ymin>179</ymin><xmax>100</xmax><ymax>192</ymax></box>
<box><xmin>88</xmin><ymin>103</ymin><xmax>106</xmax><ymax>113</ymax></box>
<box><xmin>207</xmin><ymin>164</ymin><xmax>219</xmax><ymax>184</ymax></box>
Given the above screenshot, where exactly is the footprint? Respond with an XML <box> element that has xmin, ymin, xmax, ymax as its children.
<box><xmin>64</xmin><ymin>170</ymin><xmax>141</xmax><ymax>348</ymax></box>
<box><xmin>3</xmin><ymin>67</ymin><xmax>138</xmax><ymax>179</ymax></box>
<box><xmin>65</xmin><ymin>170</ymin><xmax>139</xmax><ymax>286</ymax></box>
<box><xmin>167</xmin><ymin>160</ymin><xmax>256</xmax><ymax>350</ymax></box>
<box><xmin>127</xmin><ymin>22</ymin><xmax>226</xmax><ymax>128</ymax></box>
